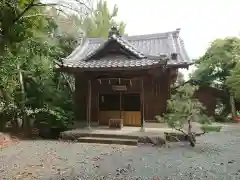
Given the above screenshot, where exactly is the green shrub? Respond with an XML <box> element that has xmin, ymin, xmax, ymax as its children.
<box><xmin>164</xmin><ymin>84</ymin><xmax>212</xmax><ymax>130</ymax></box>
<box><xmin>155</xmin><ymin>115</ymin><xmax>165</xmax><ymax>123</ymax></box>
<box><xmin>33</xmin><ymin>107</ymin><xmax>71</xmax><ymax>129</ymax></box>
<box><xmin>214</xmin><ymin>115</ymin><xmax>227</xmax><ymax>122</ymax></box>
<box><xmin>198</xmin><ymin>115</ymin><xmax>213</xmax><ymax>124</ymax></box>
<box><xmin>164</xmin><ymin>84</ymin><xmax>213</xmax><ymax>147</ymax></box>
<box><xmin>201</xmin><ymin>125</ymin><xmax>222</xmax><ymax>132</ymax></box>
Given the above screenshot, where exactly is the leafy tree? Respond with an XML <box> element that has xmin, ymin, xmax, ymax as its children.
<box><xmin>193</xmin><ymin>38</ymin><xmax>240</xmax><ymax>89</ymax></box>
<box><xmin>164</xmin><ymin>84</ymin><xmax>212</xmax><ymax>147</ymax></box>
<box><xmin>0</xmin><ymin>0</ymin><xmax>91</xmax><ymax>52</ymax></box>
<box><xmin>0</xmin><ymin>0</ymin><xmax>79</xmax><ymax>131</ymax></box>
<box><xmin>192</xmin><ymin>38</ymin><xmax>240</xmax><ymax>118</ymax></box>
<box><xmin>226</xmin><ymin>43</ymin><xmax>240</xmax><ymax>99</ymax></box>
<box><xmin>174</xmin><ymin>71</ymin><xmax>185</xmax><ymax>86</ymax></box>
<box><xmin>80</xmin><ymin>0</ymin><xmax>126</xmax><ymax>38</ymax></box>
<box><xmin>226</xmin><ymin>64</ymin><xmax>240</xmax><ymax>99</ymax></box>
<box><xmin>0</xmin><ymin>0</ymin><xmax>127</xmax><ymax>134</ymax></box>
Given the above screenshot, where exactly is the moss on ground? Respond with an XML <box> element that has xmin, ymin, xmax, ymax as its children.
<box><xmin>201</xmin><ymin>125</ymin><xmax>222</xmax><ymax>132</ymax></box>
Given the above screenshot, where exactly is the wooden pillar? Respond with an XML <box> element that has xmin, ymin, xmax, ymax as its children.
<box><xmin>87</xmin><ymin>79</ymin><xmax>92</xmax><ymax>129</ymax></box>
<box><xmin>120</xmin><ymin>92</ymin><xmax>122</xmax><ymax>119</ymax></box>
<box><xmin>140</xmin><ymin>79</ymin><xmax>145</xmax><ymax>131</ymax></box>
<box><xmin>75</xmin><ymin>74</ymin><xmax>87</xmax><ymax>122</ymax></box>
<box><xmin>165</xmin><ymin>68</ymin><xmax>171</xmax><ymax>112</ymax></box>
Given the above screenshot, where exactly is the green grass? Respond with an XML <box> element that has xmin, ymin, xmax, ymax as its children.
<box><xmin>201</xmin><ymin>125</ymin><xmax>222</xmax><ymax>133</ymax></box>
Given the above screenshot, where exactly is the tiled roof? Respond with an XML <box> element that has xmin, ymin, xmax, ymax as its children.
<box><xmin>84</xmin><ymin>34</ymin><xmax>146</xmax><ymax>60</ymax></box>
<box><xmin>61</xmin><ymin>28</ymin><xmax>193</xmax><ymax>69</ymax></box>
<box><xmin>64</xmin><ymin>55</ymin><xmax>167</xmax><ymax>69</ymax></box>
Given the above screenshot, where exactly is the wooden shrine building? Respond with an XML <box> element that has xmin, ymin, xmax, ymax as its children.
<box><xmin>57</xmin><ymin>27</ymin><xmax>193</xmax><ymax>129</ymax></box>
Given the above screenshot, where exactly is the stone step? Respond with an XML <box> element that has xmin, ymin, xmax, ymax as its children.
<box><xmin>61</xmin><ymin>132</ymin><xmax>139</xmax><ymax>140</ymax></box>
<box><xmin>78</xmin><ymin>137</ymin><xmax>138</xmax><ymax>146</ymax></box>
<box><xmin>82</xmin><ymin>133</ymin><xmax>139</xmax><ymax>139</ymax></box>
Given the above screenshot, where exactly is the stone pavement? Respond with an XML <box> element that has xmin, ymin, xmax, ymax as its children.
<box><xmin>62</xmin><ymin>122</ymin><xmax>204</xmax><ymax>139</ymax></box>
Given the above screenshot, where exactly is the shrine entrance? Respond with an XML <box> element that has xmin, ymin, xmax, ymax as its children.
<box><xmin>98</xmin><ymin>93</ymin><xmax>141</xmax><ymax>126</ymax></box>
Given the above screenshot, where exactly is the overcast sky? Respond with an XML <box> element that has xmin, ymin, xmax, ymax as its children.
<box><xmin>106</xmin><ymin>0</ymin><xmax>240</xmax><ymax>78</ymax></box>
<box><xmin>107</xmin><ymin>0</ymin><xmax>240</xmax><ymax>59</ymax></box>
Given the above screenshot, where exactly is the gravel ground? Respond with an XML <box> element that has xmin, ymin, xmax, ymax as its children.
<box><xmin>1</xmin><ymin>124</ymin><xmax>240</xmax><ymax>180</ymax></box>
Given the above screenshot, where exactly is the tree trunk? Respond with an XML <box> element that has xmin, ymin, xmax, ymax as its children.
<box><xmin>0</xmin><ymin>88</ymin><xmax>20</xmax><ymax>132</ymax></box>
<box><xmin>18</xmin><ymin>65</ymin><xmax>29</xmax><ymax>133</ymax></box>
<box><xmin>230</xmin><ymin>94</ymin><xmax>236</xmax><ymax>122</ymax></box>
<box><xmin>11</xmin><ymin>117</ymin><xmax>19</xmax><ymax>132</ymax></box>
<box><xmin>0</xmin><ymin>113</ymin><xmax>4</xmax><ymax>131</ymax></box>
<box><xmin>187</xmin><ymin>119</ymin><xmax>195</xmax><ymax>147</ymax></box>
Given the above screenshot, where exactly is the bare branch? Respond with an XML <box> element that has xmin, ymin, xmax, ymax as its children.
<box><xmin>5</xmin><ymin>1</ymin><xmax>18</xmax><ymax>16</ymax></box>
<box><xmin>36</xmin><ymin>3</ymin><xmax>90</xmax><ymax>16</ymax></box>
<box><xmin>68</xmin><ymin>0</ymin><xmax>93</xmax><ymax>12</ymax></box>
<box><xmin>61</xmin><ymin>73</ymin><xmax>75</xmax><ymax>93</ymax></box>
<box><xmin>50</xmin><ymin>7</ymin><xmax>69</xmax><ymax>17</ymax></box>
<box><xmin>20</xmin><ymin>14</ymin><xmax>48</xmax><ymax>19</ymax></box>
<box><xmin>174</xmin><ymin>128</ymin><xmax>187</xmax><ymax>135</ymax></box>
<box><xmin>168</xmin><ymin>135</ymin><xmax>181</xmax><ymax>142</ymax></box>
<box><xmin>11</xmin><ymin>0</ymin><xmax>92</xmax><ymax>26</ymax></box>
<box><xmin>11</xmin><ymin>0</ymin><xmax>36</xmax><ymax>25</ymax></box>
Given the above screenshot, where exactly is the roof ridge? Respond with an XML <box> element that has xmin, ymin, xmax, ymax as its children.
<box><xmin>84</xmin><ymin>34</ymin><xmax>146</xmax><ymax>61</ymax></box>
<box><xmin>64</xmin><ymin>40</ymin><xmax>90</xmax><ymax>61</ymax></box>
<box><xmin>123</xmin><ymin>30</ymin><xmax>180</xmax><ymax>41</ymax></box>
<box><xmin>85</xmin><ymin>29</ymin><xmax>181</xmax><ymax>43</ymax></box>
<box><xmin>112</xmin><ymin>35</ymin><xmax>146</xmax><ymax>58</ymax></box>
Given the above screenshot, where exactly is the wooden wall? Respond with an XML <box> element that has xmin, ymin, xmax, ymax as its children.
<box><xmin>194</xmin><ymin>86</ymin><xmax>227</xmax><ymax>116</ymax></box>
<box><xmin>74</xmin><ymin>68</ymin><xmax>171</xmax><ymax>122</ymax></box>
<box><xmin>143</xmin><ymin>70</ymin><xmax>170</xmax><ymax>120</ymax></box>
<box><xmin>194</xmin><ymin>87</ymin><xmax>217</xmax><ymax>116</ymax></box>
<box><xmin>74</xmin><ymin>74</ymin><xmax>87</xmax><ymax>122</ymax></box>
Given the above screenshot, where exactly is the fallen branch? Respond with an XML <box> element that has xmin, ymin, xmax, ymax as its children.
<box><xmin>168</xmin><ymin>134</ymin><xmax>181</xmax><ymax>142</ymax></box>
<box><xmin>174</xmin><ymin>128</ymin><xmax>187</xmax><ymax>135</ymax></box>
<box><xmin>172</xmin><ymin>127</ymin><xmax>196</xmax><ymax>147</ymax></box>
<box><xmin>196</xmin><ymin>132</ymin><xmax>206</xmax><ymax>136</ymax></box>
